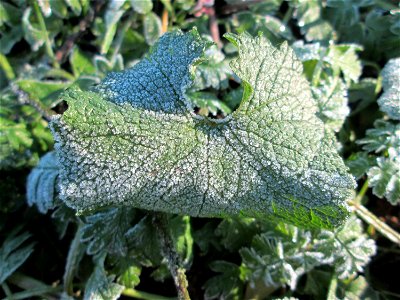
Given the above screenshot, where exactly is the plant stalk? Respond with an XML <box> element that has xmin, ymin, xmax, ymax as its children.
<box><xmin>63</xmin><ymin>223</ymin><xmax>85</xmax><ymax>296</ymax></box>
<box><xmin>153</xmin><ymin>213</ymin><xmax>191</xmax><ymax>300</ymax></box>
<box><xmin>122</xmin><ymin>288</ymin><xmax>176</xmax><ymax>300</ymax></box>
<box><xmin>0</xmin><ymin>54</ymin><xmax>15</xmax><ymax>80</ymax></box>
<box><xmin>32</xmin><ymin>1</ymin><xmax>59</xmax><ymax>68</ymax></box>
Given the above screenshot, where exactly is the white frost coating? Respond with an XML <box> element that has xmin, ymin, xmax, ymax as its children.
<box><xmin>378</xmin><ymin>58</ymin><xmax>400</xmax><ymax>120</ymax></box>
<box><xmin>51</xmin><ymin>30</ymin><xmax>355</xmax><ymax>228</ymax></box>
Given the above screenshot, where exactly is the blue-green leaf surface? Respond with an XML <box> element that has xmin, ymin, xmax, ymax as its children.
<box><xmin>51</xmin><ymin>30</ymin><xmax>355</xmax><ymax>229</ymax></box>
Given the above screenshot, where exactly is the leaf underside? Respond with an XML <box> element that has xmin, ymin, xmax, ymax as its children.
<box><xmin>51</xmin><ymin>29</ymin><xmax>355</xmax><ymax>229</ymax></box>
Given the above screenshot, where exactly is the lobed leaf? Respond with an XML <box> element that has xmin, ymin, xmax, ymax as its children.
<box><xmin>26</xmin><ymin>151</ymin><xmax>59</xmax><ymax>213</ymax></box>
<box><xmin>51</xmin><ymin>30</ymin><xmax>355</xmax><ymax>229</ymax></box>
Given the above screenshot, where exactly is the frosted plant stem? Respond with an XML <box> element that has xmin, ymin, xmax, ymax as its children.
<box><xmin>349</xmin><ymin>200</ymin><xmax>400</xmax><ymax>245</ymax></box>
<box><xmin>152</xmin><ymin>213</ymin><xmax>191</xmax><ymax>300</ymax></box>
<box><xmin>349</xmin><ymin>180</ymin><xmax>400</xmax><ymax>245</ymax></box>
<box><xmin>122</xmin><ymin>288</ymin><xmax>176</xmax><ymax>300</ymax></box>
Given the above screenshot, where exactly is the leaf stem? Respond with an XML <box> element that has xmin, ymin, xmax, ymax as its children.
<box><xmin>63</xmin><ymin>223</ymin><xmax>85</xmax><ymax>296</ymax></box>
<box><xmin>6</xmin><ymin>273</ymin><xmax>60</xmax><ymax>300</ymax></box>
<box><xmin>0</xmin><ymin>54</ymin><xmax>15</xmax><ymax>80</ymax></box>
<box><xmin>2</xmin><ymin>286</ymin><xmax>62</xmax><ymax>300</ymax></box>
<box><xmin>32</xmin><ymin>1</ymin><xmax>59</xmax><ymax>68</ymax></box>
<box><xmin>122</xmin><ymin>288</ymin><xmax>176</xmax><ymax>300</ymax></box>
<box><xmin>1</xmin><ymin>282</ymin><xmax>13</xmax><ymax>299</ymax></box>
<box><xmin>162</xmin><ymin>8</ymin><xmax>169</xmax><ymax>33</ymax></box>
<box><xmin>10</xmin><ymin>83</ymin><xmax>54</xmax><ymax>122</ymax></box>
<box><xmin>326</xmin><ymin>275</ymin><xmax>338</xmax><ymax>300</ymax></box>
<box><xmin>153</xmin><ymin>213</ymin><xmax>191</xmax><ymax>300</ymax></box>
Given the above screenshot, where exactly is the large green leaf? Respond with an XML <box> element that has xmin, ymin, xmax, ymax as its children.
<box><xmin>51</xmin><ymin>30</ymin><xmax>355</xmax><ymax>229</ymax></box>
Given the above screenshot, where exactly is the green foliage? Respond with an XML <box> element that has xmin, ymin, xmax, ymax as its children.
<box><xmin>239</xmin><ymin>216</ymin><xmax>376</xmax><ymax>291</ymax></box>
<box><xmin>0</xmin><ymin>229</ymin><xmax>34</xmax><ymax>284</ymax></box>
<box><xmin>81</xmin><ymin>208</ymin><xmax>135</xmax><ymax>256</ymax></box>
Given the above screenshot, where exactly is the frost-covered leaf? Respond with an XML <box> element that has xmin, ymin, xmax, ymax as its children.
<box><xmin>26</xmin><ymin>151</ymin><xmax>59</xmax><ymax>214</ymax></box>
<box><xmin>51</xmin><ymin>30</ymin><xmax>355</xmax><ymax>229</ymax></box>
<box><xmin>204</xmin><ymin>261</ymin><xmax>243</xmax><ymax>300</ymax></box>
<box><xmin>378</xmin><ymin>58</ymin><xmax>400</xmax><ymax>120</ymax></box>
<box><xmin>81</xmin><ymin>207</ymin><xmax>135</xmax><ymax>256</ymax></box>
<box><xmin>358</xmin><ymin>119</ymin><xmax>400</xmax><ymax>158</ymax></box>
<box><xmin>314</xmin><ymin>216</ymin><xmax>377</xmax><ymax>279</ymax></box>
<box><xmin>0</xmin><ymin>229</ymin><xmax>34</xmax><ymax>284</ymax></box>
<box><xmin>313</xmin><ymin>78</ymin><xmax>349</xmax><ymax>132</ymax></box>
<box><xmin>84</xmin><ymin>259</ymin><xmax>124</xmax><ymax>300</ymax></box>
<box><xmin>367</xmin><ymin>158</ymin><xmax>400</xmax><ymax>205</ymax></box>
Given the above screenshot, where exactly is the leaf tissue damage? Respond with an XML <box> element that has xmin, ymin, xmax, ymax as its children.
<box><xmin>50</xmin><ymin>29</ymin><xmax>355</xmax><ymax>229</ymax></box>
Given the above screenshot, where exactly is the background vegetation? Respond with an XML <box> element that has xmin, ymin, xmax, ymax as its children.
<box><xmin>0</xmin><ymin>0</ymin><xmax>399</xmax><ymax>299</ymax></box>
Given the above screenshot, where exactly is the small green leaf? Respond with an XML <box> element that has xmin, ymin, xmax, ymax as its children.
<box><xmin>0</xmin><ymin>26</ymin><xmax>23</xmax><ymax>54</ymax></box>
<box><xmin>26</xmin><ymin>151</ymin><xmax>59</xmax><ymax>214</ymax></box>
<box><xmin>192</xmin><ymin>43</ymin><xmax>233</xmax><ymax>91</ymax></box>
<box><xmin>125</xmin><ymin>216</ymin><xmax>163</xmax><ymax>265</ymax></box>
<box><xmin>143</xmin><ymin>12</ymin><xmax>162</xmax><ymax>46</ymax></box>
<box><xmin>22</xmin><ymin>7</ymin><xmax>46</xmax><ymax>51</ymax></box>
<box><xmin>81</xmin><ymin>207</ymin><xmax>135</xmax><ymax>256</ymax></box>
<box><xmin>64</xmin><ymin>0</ymin><xmax>82</xmax><ymax>15</ymax></box>
<box><xmin>118</xmin><ymin>265</ymin><xmax>141</xmax><ymax>289</ymax></box>
<box><xmin>368</xmin><ymin>158</ymin><xmax>400</xmax><ymax>205</ymax></box>
<box><xmin>346</xmin><ymin>152</ymin><xmax>375</xmax><ymax>180</ymax></box>
<box><xmin>358</xmin><ymin>119</ymin><xmax>400</xmax><ymax>158</ymax></box>
<box><xmin>130</xmin><ymin>0</ymin><xmax>153</xmax><ymax>14</ymax></box>
<box><xmin>328</xmin><ymin>44</ymin><xmax>362</xmax><ymax>85</ymax></box>
<box><xmin>204</xmin><ymin>261</ymin><xmax>243</xmax><ymax>300</ymax></box>
<box><xmin>187</xmin><ymin>91</ymin><xmax>231</xmax><ymax>116</ymax></box>
<box><xmin>101</xmin><ymin>0</ymin><xmax>125</xmax><ymax>54</ymax></box>
<box><xmin>378</xmin><ymin>58</ymin><xmax>400</xmax><ymax>120</ymax></box>
<box><xmin>17</xmin><ymin>80</ymin><xmax>70</xmax><ymax>108</ymax></box>
<box><xmin>0</xmin><ymin>229</ymin><xmax>35</xmax><ymax>284</ymax></box>
<box><xmin>168</xmin><ymin>215</ymin><xmax>193</xmax><ymax>267</ymax></box>
<box><xmin>313</xmin><ymin>78</ymin><xmax>349</xmax><ymax>132</ymax></box>
<box><xmin>70</xmin><ymin>47</ymin><xmax>96</xmax><ymax>77</ymax></box>
<box><xmin>84</xmin><ymin>258</ymin><xmax>124</xmax><ymax>300</ymax></box>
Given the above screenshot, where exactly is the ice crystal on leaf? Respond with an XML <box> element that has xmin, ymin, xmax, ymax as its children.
<box><xmin>51</xmin><ymin>29</ymin><xmax>355</xmax><ymax>229</ymax></box>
